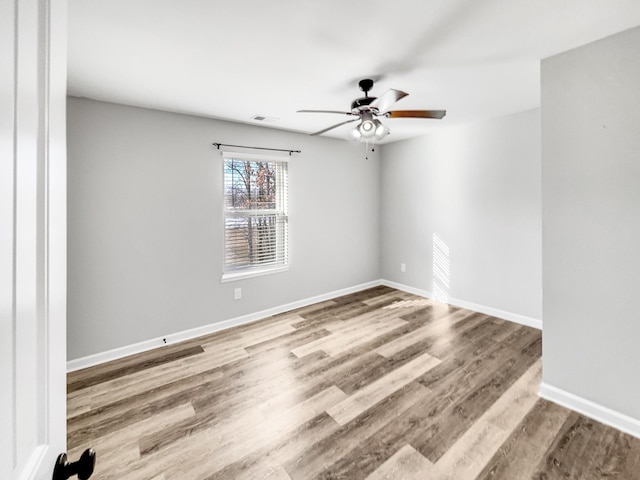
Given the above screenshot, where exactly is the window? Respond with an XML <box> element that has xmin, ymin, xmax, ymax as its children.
<box><xmin>222</xmin><ymin>153</ymin><xmax>288</xmax><ymax>281</ymax></box>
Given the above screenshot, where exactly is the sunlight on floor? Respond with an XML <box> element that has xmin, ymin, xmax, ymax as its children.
<box><xmin>432</xmin><ymin>233</ymin><xmax>450</xmax><ymax>303</ymax></box>
<box><xmin>383</xmin><ymin>299</ymin><xmax>431</xmax><ymax>310</ymax></box>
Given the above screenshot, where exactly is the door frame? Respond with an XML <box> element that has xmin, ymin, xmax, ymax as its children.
<box><xmin>1</xmin><ymin>0</ymin><xmax>68</xmax><ymax>478</ymax></box>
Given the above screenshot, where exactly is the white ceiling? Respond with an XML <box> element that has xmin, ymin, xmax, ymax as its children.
<box><xmin>68</xmin><ymin>0</ymin><xmax>640</xmax><ymax>144</ymax></box>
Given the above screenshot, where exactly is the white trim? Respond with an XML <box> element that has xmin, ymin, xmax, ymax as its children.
<box><xmin>221</xmin><ymin>265</ymin><xmax>289</xmax><ymax>283</ymax></box>
<box><xmin>380</xmin><ymin>279</ymin><xmax>542</xmax><ymax>330</ymax></box>
<box><xmin>380</xmin><ymin>279</ymin><xmax>433</xmax><ymax>299</ymax></box>
<box><xmin>67</xmin><ymin>278</ymin><xmax>543</xmax><ymax>372</ymax></box>
<box><xmin>540</xmin><ymin>382</ymin><xmax>640</xmax><ymax>440</ymax></box>
<box><xmin>220</xmin><ymin>149</ymin><xmax>290</xmax><ymax>162</ymax></box>
<box><xmin>446</xmin><ymin>295</ymin><xmax>542</xmax><ymax>330</ymax></box>
<box><xmin>67</xmin><ymin>280</ymin><xmax>380</xmax><ymax>372</ymax></box>
<box><xmin>14</xmin><ymin>445</ymin><xmax>48</xmax><ymax>480</ymax></box>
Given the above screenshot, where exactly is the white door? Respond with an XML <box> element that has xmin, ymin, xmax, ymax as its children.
<box><xmin>1</xmin><ymin>0</ymin><xmax>68</xmax><ymax>479</ymax></box>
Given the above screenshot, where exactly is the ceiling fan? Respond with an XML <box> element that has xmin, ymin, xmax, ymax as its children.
<box><xmin>298</xmin><ymin>78</ymin><xmax>446</xmax><ymax>141</ymax></box>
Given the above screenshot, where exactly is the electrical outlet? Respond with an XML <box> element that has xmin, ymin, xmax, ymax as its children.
<box><xmin>401</xmin><ymin>263</ymin><xmax>406</xmax><ymax>273</ymax></box>
<box><xmin>234</xmin><ymin>287</ymin><xmax>242</xmax><ymax>300</ymax></box>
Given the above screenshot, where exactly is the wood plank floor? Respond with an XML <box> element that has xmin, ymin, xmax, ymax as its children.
<box><xmin>67</xmin><ymin>286</ymin><xmax>640</xmax><ymax>479</ymax></box>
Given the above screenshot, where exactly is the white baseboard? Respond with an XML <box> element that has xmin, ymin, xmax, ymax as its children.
<box><xmin>380</xmin><ymin>279</ymin><xmax>433</xmax><ymax>300</ymax></box>
<box><xmin>380</xmin><ymin>279</ymin><xmax>542</xmax><ymax>330</ymax></box>
<box><xmin>68</xmin><ymin>278</ymin><xmax>541</xmax><ymax>372</ymax></box>
<box><xmin>540</xmin><ymin>382</ymin><xmax>640</xmax><ymax>440</ymax></box>
<box><xmin>67</xmin><ymin>280</ymin><xmax>381</xmax><ymax>372</ymax></box>
<box><xmin>446</xmin><ymin>296</ymin><xmax>542</xmax><ymax>330</ymax></box>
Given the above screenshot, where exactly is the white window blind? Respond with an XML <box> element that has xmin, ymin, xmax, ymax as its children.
<box><xmin>222</xmin><ymin>152</ymin><xmax>288</xmax><ymax>280</ymax></box>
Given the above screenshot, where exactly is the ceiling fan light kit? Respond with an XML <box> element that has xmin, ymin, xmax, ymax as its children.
<box><xmin>348</xmin><ymin>111</ymin><xmax>389</xmax><ymax>142</ymax></box>
<box><xmin>298</xmin><ymin>78</ymin><xmax>446</xmax><ymax>143</ymax></box>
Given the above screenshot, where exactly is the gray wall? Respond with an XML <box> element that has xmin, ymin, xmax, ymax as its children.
<box><xmin>67</xmin><ymin>98</ymin><xmax>381</xmax><ymax>360</ymax></box>
<box><xmin>380</xmin><ymin>110</ymin><xmax>542</xmax><ymax>321</ymax></box>
<box><xmin>542</xmin><ymin>26</ymin><xmax>640</xmax><ymax>419</ymax></box>
<box><xmin>67</xmin><ymin>98</ymin><xmax>544</xmax><ymax>361</ymax></box>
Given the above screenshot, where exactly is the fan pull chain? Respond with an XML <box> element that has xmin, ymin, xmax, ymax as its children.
<box><xmin>365</xmin><ymin>140</ymin><xmax>375</xmax><ymax>160</ymax></box>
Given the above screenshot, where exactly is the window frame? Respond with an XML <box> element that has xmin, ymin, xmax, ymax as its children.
<box><xmin>220</xmin><ymin>151</ymin><xmax>289</xmax><ymax>282</ymax></box>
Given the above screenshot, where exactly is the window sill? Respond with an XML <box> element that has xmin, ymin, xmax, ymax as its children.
<box><xmin>221</xmin><ymin>265</ymin><xmax>289</xmax><ymax>283</ymax></box>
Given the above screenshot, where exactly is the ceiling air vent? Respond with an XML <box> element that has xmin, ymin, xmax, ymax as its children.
<box><xmin>251</xmin><ymin>115</ymin><xmax>279</xmax><ymax>123</ymax></box>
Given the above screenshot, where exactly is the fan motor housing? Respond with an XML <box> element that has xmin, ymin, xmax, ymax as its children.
<box><xmin>351</xmin><ymin>96</ymin><xmax>377</xmax><ymax>111</ymax></box>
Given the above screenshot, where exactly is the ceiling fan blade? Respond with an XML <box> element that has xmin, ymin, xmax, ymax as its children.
<box><xmin>297</xmin><ymin>109</ymin><xmax>355</xmax><ymax>115</ymax></box>
<box><xmin>311</xmin><ymin>118</ymin><xmax>359</xmax><ymax>136</ymax></box>
<box><xmin>369</xmin><ymin>89</ymin><xmax>409</xmax><ymax>113</ymax></box>
<box><xmin>386</xmin><ymin>110</ymin><xmax>447</xmax><ymax>119</ymax></box>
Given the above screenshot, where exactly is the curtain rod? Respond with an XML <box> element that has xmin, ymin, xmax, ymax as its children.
<box><xmin>212</xmin><ymin>142</ymin><xmax>301</xmax><ymax>155</ymax></box>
